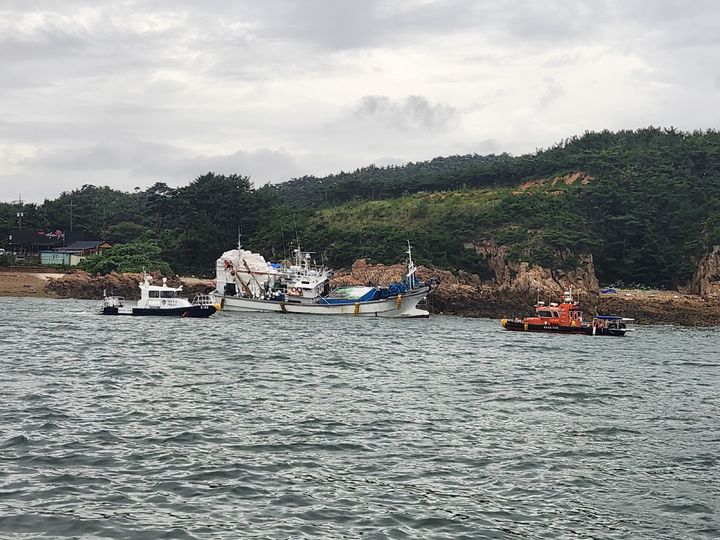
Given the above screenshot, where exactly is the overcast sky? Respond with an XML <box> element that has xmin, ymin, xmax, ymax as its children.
<box><xmin>2</xmin><ymin>0</ymin><xmax>719</xmax><ymax>203</ymax></box>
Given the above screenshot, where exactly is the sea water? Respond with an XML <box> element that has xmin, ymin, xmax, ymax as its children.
<box><xmin>1</xmin><ymin>297</ymin><xmax>718</xmax><ymax>538</ymax></box>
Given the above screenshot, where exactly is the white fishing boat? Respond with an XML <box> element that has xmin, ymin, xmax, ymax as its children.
<box><xmin>100</xmin><ymin>274</ymin><xmax>219</xmax><ymax>318</ymax></box>
<box><xmin>211</xmin><ymin>242</ymin><xmax>433</xmax><ymax>317</ymax></box>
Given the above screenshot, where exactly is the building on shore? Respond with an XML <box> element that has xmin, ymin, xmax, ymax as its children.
<box><xmin>5</xmin><ymin>228</ymin><xmax>111</xmax><ymax>266</ymax></box>
<box><xmin>40</xmin><ymin>240</ymin><xmax>112</xmax><ymax>267</ymax></box>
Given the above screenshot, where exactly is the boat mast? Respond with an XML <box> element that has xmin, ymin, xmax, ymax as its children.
<box><xmin>405</xmin><ymin>240</ymin><xmax>417</xmax><ymax>289</ymax></box>
<box><xmin>292</xmin><ymin>213</ymin><xmax>302</xmax><ymax>267</ymax></box>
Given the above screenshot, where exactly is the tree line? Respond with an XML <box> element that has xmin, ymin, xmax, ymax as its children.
<box><xmin>2</xmin><ymin>127</ymin><xmax>719</xmax><ymax>288</ymax></box>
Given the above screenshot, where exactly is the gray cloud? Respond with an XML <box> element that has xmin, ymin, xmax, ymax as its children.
<box><xmin>2</xmin><ymin>1</ymin><xmax>720</xmax><ymax>202</ymax></box>
<box><xmin>352</xmin><ymin>95</ymin><xmax>458</xmax><ymax>132</ymax></box>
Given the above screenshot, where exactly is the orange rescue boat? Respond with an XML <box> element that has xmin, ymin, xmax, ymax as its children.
<box><xmin>501</xmin><ymin>290</ymin><xmax>632</xmax><ymax>337</ymax></box>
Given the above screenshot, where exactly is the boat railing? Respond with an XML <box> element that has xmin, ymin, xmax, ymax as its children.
<box><xmin>100</xmin><ymin>296</ymin><xmax>124</xmax><ymax>308</ymax></box>
<box><xmin>192</xmin><ymin>293</ymin><xmax>214</xmax><ymax>306</ymax></box>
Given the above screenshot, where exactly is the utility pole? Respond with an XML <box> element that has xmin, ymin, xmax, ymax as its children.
<box><xmin>69</xmin><ymin>199</ymin><xmax>74</xmax><ymax>232</ymax></box>
<box><xmin>12</xmin><ymin>193</ymin><xmax>24</xmax><ymax>230</ymax></box>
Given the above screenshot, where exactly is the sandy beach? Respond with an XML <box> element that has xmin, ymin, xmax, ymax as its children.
<box><xmin>0</xmin><ymin>270</ymin><xmax>64</xmax><ymax>298</ymax></box>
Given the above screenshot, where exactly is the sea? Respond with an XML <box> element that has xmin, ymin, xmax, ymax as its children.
<box><xmin>1</xmin><ymin>297</ymin><xmax>719</xmax><ymax>539</ymax></box>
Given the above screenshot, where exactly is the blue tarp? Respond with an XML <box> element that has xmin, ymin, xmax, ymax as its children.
<box><xmin>320</xmin><ymin>281</ymin><xmax>414</xmax><ymax>304</ymax></box>
<box><xmin>594</xmin><ymin>315</ymin><xmax>623</xmax><ymax>320</ymax></box>
<box><xmin>323</xmin><ymin>286</ymin><xmax>379</xmax><ymax>304</ymax></box>
<box><xmin>388</xmin><ymin>282</ymin><xmax>408</xmax><ymax>295</ymax></box>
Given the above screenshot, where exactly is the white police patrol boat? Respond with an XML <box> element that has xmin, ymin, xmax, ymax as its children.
<box><xmin>100</xmin><ymin>274</ymin><xmax>218</xmax><ymax>318</ymax></box>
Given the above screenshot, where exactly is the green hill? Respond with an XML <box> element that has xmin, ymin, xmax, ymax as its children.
<box><xmin>3</xmin><ymin>128</ymin><xmax>720</xmax><ymax>289</ymax></box>
<box><xmin>258</xmin><ymin>128</ymin><xmax>720</xmax><ymax>288</ymax></box>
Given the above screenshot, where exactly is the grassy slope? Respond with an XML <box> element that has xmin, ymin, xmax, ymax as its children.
<box><xmin>300</xmin><ymin>179</ymin><xmax>590</xmax><ymax>278</ymax></box>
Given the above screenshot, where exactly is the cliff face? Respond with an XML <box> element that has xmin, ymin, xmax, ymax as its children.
<box><xmin>468</xmin><ymin>241</ymin><xmax>599</xmax><ymax>299</ymax></box>
<box><xmin>691</xmin><ymin>246</ymin><xmax>720</xmax><ymax>299</ymax></box>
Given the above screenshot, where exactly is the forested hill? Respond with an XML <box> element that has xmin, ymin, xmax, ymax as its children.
<box><xmin>270</xmin><ymin>127</ymin><xmax>720</xmax><ymax>209</ymax></box>
<box><xmin>2</xmin><ymin>128</ymin><xmax>720</xmax><ymax>289</ymax></box>
<box><xmin>263</xmin><ymin>127</ymin><xmax>720</xmax><ymax>288</ymax></box>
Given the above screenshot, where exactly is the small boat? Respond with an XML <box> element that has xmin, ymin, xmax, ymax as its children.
<box><xmin>211</xmin><ymin>241</ymin><xmax>433</xmax><ymax>318</ymax></box>
<box><xmin>100</xmin><ymin>274</ymin><xmax>219</xmax><ymax>318</ymax></box>
<box><xmin>501</xmin><ymin>290</ymin><xmax>633</xmax><ymax>336</ymax></box>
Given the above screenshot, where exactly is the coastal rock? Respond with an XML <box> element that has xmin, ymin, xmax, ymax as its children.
<box><xmin>598</xmin><ymin>291</ymin><xmax>720</xmax><ymax>326</ymax></box>
<box><xmin>466</xmin><ymin>241</ymin><xmax>599</xmax><ymax>301</ymax></box>
<box><xmin>4</xmin><ymin>267</ymin><xmax>720</xmax><ymax>325</ymax></box>
<box><xmin>45</xmin><ymin>271</ymin><xmax>213</xmax><ymax>300</ymax></box>
<box><xmin>691</xmin><ymin>245</ymin><xmax>720</xmax><ymax>299</ymax></box>
<box><xmin>330</xmin><ymin>253</ymin><xmax>599</xmax><ymax>319</ymax></box>
<box><xmin>331</xmin><ymin>261</ymin><xmax>492</xmax><ymax>317</ymax></box>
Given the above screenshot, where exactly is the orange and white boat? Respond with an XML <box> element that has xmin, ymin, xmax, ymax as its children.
<box><xmin>501</xmin><ymin>290</ymin><xmax>632</xmax><ymax>336</ymax></box>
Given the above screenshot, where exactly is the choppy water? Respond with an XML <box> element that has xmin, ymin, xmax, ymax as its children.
<box><xmin>1</xmin><ymin>297</ymin><xmax>719</xmax><ymax>539</ymax></box>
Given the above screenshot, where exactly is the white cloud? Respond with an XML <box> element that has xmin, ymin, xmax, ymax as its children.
<box><xmin>1</xmin><ymin>0</ymin><xmax>720</xmax><ymax>202</ymax></box>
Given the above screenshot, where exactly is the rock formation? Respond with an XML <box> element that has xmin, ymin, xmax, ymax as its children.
<box><xmin>464</xmin><ymin>241</ymin><xmax>599</xmax><ymax>306</ymax></box>
<box><xmin>8</xmin><ymin>258</ymin><xmax>720</xmax><ymax>324</ymax></box>
<box><xmin>331</xmin><ymin>243</ymin><xmax>600</xmax><ymax>319</ymax></box>
<box><xmin>691</xmin><ymin>245</ymin><xmax>720</xmax><ymax>299</ymax></box>
<box><xmin>45</xmin><ymin>270</ymin><xmax>213</xmax><ymax>300</ymax></box>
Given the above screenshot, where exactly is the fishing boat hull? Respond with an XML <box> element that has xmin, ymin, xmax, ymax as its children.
<box><xmin>501</xmin><ymin>319</ymin><xmax>626</xmax><ymax>336</ymax></box>
<box><xmin>215</xmin><ymin>286</ymin><xmax>430</xmax><ymax>318</ymax></box>
<box><xmin>101</xmin><ymin>305</ymin><xmax>217</xmax><ymax>318</ymax></box>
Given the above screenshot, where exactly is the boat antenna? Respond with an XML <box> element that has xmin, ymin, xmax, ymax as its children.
<box><xmin>237</xmin><ymin>221</ymin><xmax>243</xmax><ymax>250</ymax></box>
<box><xmin>292</xmin><ymin>213</ymin><xmax>301</xmax><ymax>265</ymax></box>
<box><xmin>280</xmin><ymin>223</ymin><xmax>288</xmax><ymax>261</ymax></box>
<box><xmin>293</xmin><ymin>213</ymin><xmax>301</xmax><ymax>252</ymax></box>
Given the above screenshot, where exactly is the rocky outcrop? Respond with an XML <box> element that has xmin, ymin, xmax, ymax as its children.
<box><xmin>517</xmin><ymin>171</ymin><xmax>593</xmax><ymax>191</ymax></box>
<box><xmin>598</xmin><ymin>292</ymin><xmax>720</xmax><ymax>326</ymax></box>
<box><xmin>45</xmin><ymin>270</ymin><xmax>214</xmax><ymax>300</ymax></box>
<box><xmin>330</xmin><ymin>246</ymin><xmax>600</xmax><ymax>319</ymax></box>
<box><xmin>4</xmin><ymin>265</ymin><xmax>720</xmax><ymax>325</ymax></box>
<box><xmin>466</xmin><ymin>241</ymin><xmax>599</xmax><ymax>300</ymax></box>
<box><xmin>691</xmin><ymin>246</ymin><xmax>720</xmax><ymax>299</ymax></box>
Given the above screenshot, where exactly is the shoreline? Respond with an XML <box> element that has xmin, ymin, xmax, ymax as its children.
<box><xmin>2</xmin><ymin>269</ymin><xmax>719</xmax><ymax>326</ymax></box>
<box><xmin>0</xmin><ymin>270</ymin><xmax>64</xmax><ymax>298</ymax></box>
